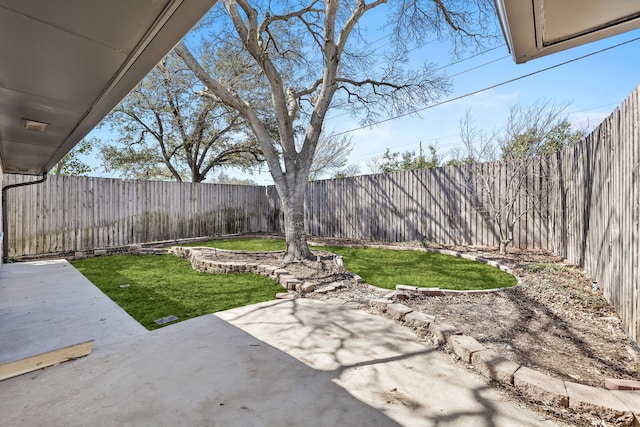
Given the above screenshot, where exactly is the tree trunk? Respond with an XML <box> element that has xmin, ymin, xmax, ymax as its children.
<box><xmin>282</xmin><ymin>197</ymin><xmax>312</xmax><ymax>262</ymax></box>
<box><xmin>499</xmin><ymin>240</ymin><xmax>508</xmax><ymax>255</ymax></box>
<box><xmin>499</xmin><ymin>232</ymin><xmax>512</xmax><ymax>254</ymax></box>
<box><xmin>278</xmin><ymin>176</ymin><xmax>313</xmax><ymax>262</ymax></box>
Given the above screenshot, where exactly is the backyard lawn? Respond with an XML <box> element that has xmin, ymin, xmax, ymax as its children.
<box><xmin>186</xmin><ymin>237</ymin><xmax>286</xmax><ymax>251</ymax></box>
<box><xmin>72</xmin><ymin>238</ymin><xmax>515</xmax><ymax>329</ymax></box>
<box><xmin>186</xmin><ymin>238</ymin><xmax>517</xmax><ymax>290</ymax></box>
<box><xmin>71</xmin><ymin>254</ymin><xmax>283</xmax><ymax>330</ymax></box>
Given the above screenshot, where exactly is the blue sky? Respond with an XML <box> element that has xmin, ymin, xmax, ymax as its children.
<box><xmin>83</xmin><ymin>10</ymin><xmax>640</xmax><ymax>186</ymax></box>
<box><xmin>326</xmin><ymin>29</ymin><xmax>640</xmax><ymax>171</ymax></box>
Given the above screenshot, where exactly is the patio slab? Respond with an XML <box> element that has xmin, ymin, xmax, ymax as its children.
<box><xmin>1</xmin><ymin>261</ymin><xmax>559</xmax><ymax>426</ymax></box>
<box><xmin>0</xmin><ymin>259</ymin><xmax>145</xmax><ymax>364</ymax></box>
<box><xmin>215</xmin><ymin>299</ymin><xmax>558</xmax><ymax>426</ymax></box>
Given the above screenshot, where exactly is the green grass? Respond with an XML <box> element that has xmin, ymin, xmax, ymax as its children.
<box><xmin>323</xmin><ymin>246</ymin><xmax>516</xmax><ymax>290</ymax></box>
<box><xmin>189</xmin><ymin>238</ymin><xmax>516</xmax><ymax>291</ymax></box>
<box><xmin>71</xmin><ymin>254</ymin><xmax>283</xmax><ymax>330</ymax></box>
<box><xmin>185</xmin><ymin>238</ymin><xmax>286</xmax><ymax>251</ymax></box>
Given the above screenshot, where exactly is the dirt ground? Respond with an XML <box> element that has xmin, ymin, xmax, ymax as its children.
<box><xmin>205</xmin><ymin>236</ymin><xmax>640</xmax><ymax>425</ymax></box>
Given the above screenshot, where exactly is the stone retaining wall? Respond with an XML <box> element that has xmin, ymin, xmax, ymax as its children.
<box><xmin>170</xmin><ymin>246</ymin><xmax>339</xmax><ymax>295</ymax></box>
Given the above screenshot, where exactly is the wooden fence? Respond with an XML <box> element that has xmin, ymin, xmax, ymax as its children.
<box><xmin>301</xmin><ymin>85</ymin><xmax>640</xmax><ymax>342</ymax></box>
<box><xmin>3</xmin><ymin>176</ymin><xmax>272</xmax><ymax>256</ymax></box>
<box><xmin>5</xmin><ymin>161</ymin><xmax>554</xmax><ymax>256</ymax></box>
<box><xmin>549</xmin><ymin>85</ymin><xmax>640</xmax><ymax>344</ymax></box>
<box><xmin>303</xmin><ymin>161</ymin><xmax>550</xmax><ymax>250</ymax></box>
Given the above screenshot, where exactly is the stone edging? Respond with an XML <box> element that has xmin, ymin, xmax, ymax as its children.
<box><xmin>307</xmin><ymin>242</ymin><xmax>640</xmax><ymax>422</ymax></box>
<box><xmin>170</xmin><ymin>244</ymin><xmax>640</xmax><ymax>424</ymax></box>
<box><xmin>366</xmin><ymin>299</ymin><xmax>640</xmax><ymax>424</ymax></box>
<box><xmin>169</xmin><ymin>246</ymin><xmax>345</xmax><ymax>296</ymax></box>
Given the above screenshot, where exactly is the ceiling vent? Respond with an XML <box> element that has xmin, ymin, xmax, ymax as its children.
<box><xmin>22</xmin><ymin>119</ymin><xmax>49</xmax><ymax>133</ymax></box>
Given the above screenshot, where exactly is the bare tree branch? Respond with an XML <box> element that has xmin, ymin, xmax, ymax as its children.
<box><xmin>177</xmin><ymin>0</ymin><xmax>495</xmax><ymax>260</ymax></box>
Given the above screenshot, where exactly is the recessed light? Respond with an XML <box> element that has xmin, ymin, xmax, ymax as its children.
<box><xmin>22</xmin><ymin>119</ymin><xmax>48</xmax><ymax>132</ymax></box>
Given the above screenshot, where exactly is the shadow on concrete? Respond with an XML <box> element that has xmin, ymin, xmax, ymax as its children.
<box><xmin>217</xmin><ymin>298</ymin><xmax>556</xmax><ymax>426</ymax></box>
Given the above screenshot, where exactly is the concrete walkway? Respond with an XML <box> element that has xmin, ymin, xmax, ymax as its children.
<box><xmin>0</xmin><ymin>261</ymin><xmax>560</xmax><ymax>426</ymax></box>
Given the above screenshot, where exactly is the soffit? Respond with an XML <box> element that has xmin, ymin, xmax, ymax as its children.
<box><xmin>0</xmin><ymin>0</ymin><xmax>216</xmax><ymax>175</ymax></box>
<box><xmin>495</xmin><ymin>0</ymin><xmax>640</xmax><ymax>63</ymax></box>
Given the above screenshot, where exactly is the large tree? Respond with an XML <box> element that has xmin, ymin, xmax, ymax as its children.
<box><xmin>99</xmin><ymin>51</ymin><xmax>263</xmax><ymax>182</ymax></box>
<box><xmin>176</xmin><ymin>0</ymin><xmax>494</xmax><ymax>261</ymax></box>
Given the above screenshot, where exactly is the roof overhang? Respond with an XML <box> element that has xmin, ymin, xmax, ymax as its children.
<box><xmin>495</xmin><ymin>0</ymin><xmax>640</xmax><ymax>63</ymax></box>
<box><xmin>0</xmin><ymin>0</ymin><xmax>217</xmax><ymax>176</ymax></box>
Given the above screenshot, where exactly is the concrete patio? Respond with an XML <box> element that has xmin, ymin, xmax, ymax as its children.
<box><xmin>0</xmin><ymin>260</ymin><xmax>558</xmax><ymax>426</ymax></box>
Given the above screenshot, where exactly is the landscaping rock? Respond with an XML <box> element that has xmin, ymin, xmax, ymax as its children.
<box><xmin>513</xmin><ymin>367</ymin><xmax>568</xmax><ymax>407</ymax></box>
<box><xmin>276</xmin><ymin>292</ymin><xmax>296</xmax><ymax>300</ymax></box>
<box><xmin>74</xmin><ymin>251</ymin><xmax>86</xmax><ymax>259</ymax></box>
<box><xmin>418</xmin><ymin>288</ymin><xmax>446</xmax><ymax>297</ymax></box>
<box><xmin>256</xmin><ymin>264</ymin><xmax>272</xmax><ymax>273</ymax></box>
<box><xmin>404</xmin><ymin>311</ymin><xmax>436</xmax><ymax>329</ymax></box>
<box><xmin>565</xmin><ymin>381</ymin><xmax>630</xmax><ymax>420</ymax></box>
<box><xmin>368</xmin><ymin>298</ymin><xmax>393</xmax><ymax>311</ymax></box>
<box><xmin>471</xmin><ymin>349</ymin><xmax>519</xmax><ymax>385</ymax></box>
<box><xmin>428</xmin><ymin>322</ymin><xmax>461</xmax><ymax>342</ymax></box>
<box><xmin>333</xmin><ymin>281</ymin><xmax>347</xmax><ymax>289</ymax></box>
<box><xmin>605</xmin><ymin>378</ymin><xmax>640</xmax><ymax>391</ymax></box>
<box><xmin>297</xmin><ymin>282</ymin><xmax>315</xmax><ymax>294</ymax></box>
<box><xmin>94</xmin><ymin>249</ymin><xmax>107</xmax><ymax>256</ymax></box>
<box><xmin>263</xmin><ymin>266</ymin><xmax>279</xmax><ymax>275</ymax></box>
<box><xmin>279</xmin><ymin>276</ymin><xmax>300</xmax><ymax>291</ymax></box>
<box><xmin>273</xmin><ymin>269</ymin><xmax>289</xmax><ymax>279</ymax></box>
<box><xmin>394</xmin><ymin>291</ymin><xmax>409</xmax><ymax>301</ymax></box>
<box><xmin>448</xmin><ymin>335</ymin><xmax>487</xmax><ymax>363</ymax></box>
<box><xmin>396</xmin><ymin>285</ymin><xmax>419</xmax><ymax>292</ymax></box>
<box><xmin>386</xmin><ymin>303</ymin><xmax>413</xmax><ymax>320</ymax></box>
<box><xmin>228</xmin><ymin>262</ymin><xmax>242</xmax><ymax>271</ymax></box>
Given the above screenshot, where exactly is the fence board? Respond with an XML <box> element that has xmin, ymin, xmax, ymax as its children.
<box><xmin>4</xmin><ymin>177</ymin><xmax>270</xmax><ymax>256</ymax></box>
<box><xmin>548</xmin><ymin>85</ymin><xmax>640</xmax><ymax>343</ymax></box>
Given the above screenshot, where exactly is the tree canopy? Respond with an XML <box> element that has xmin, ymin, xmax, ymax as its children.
<box><xmin>51</xmin><ymin>138</ymin><xmax>94</xmax><ymax>176</ymax></box>
<box><xmin>368</xmin><ymin>145</ymin><xmax>440</xmax><ymax>173</ymax></box>
<box><xmin>98</xmin><ymin>51</ymin><xmax>263</xmax><ymax>182</ymax></box>
<box><xmin>458</xmin><ymin>100</ymin><xmax>586</xmax><ymax>164</ymax></box>
<box><xmin>499</xmin><ymin>102</ymin><xmax>586</xmax><ymax>160</ymax></box>
<box><xmin>308</xmin><ymin>133</ymin><xmax>355</xmax><ymax>181</ymax></box>
<box><xmin>176</xmin><ymin>0</ymin><xmax>496</xmax><ymax>260</ymax></box>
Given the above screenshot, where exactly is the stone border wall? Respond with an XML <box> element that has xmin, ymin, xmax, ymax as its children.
<box><xmin>170</xmin><ymin>246</ymin><xmax>341</xmax><ymax>295</ymax></box>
